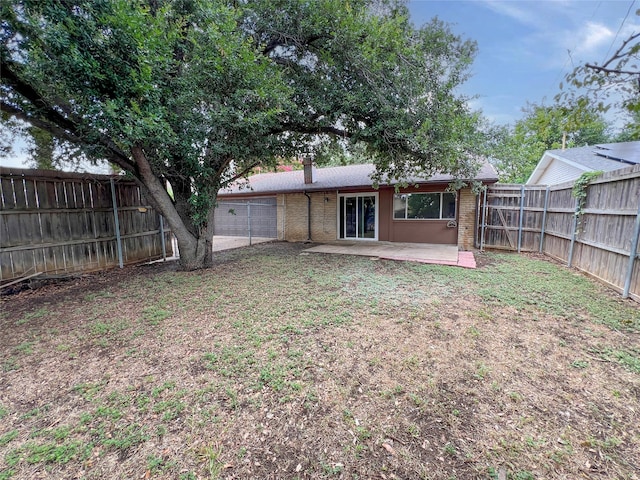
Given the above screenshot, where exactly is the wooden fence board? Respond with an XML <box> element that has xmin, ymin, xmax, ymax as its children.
<box><xmin>479</xmin><ymin>164</ymin><xmax>640</xmax><ymax>301</ymax></box>
<box><xmin>0</xmin><ymin>168</ymin><xmax>173</xmax><ymax>283</ymax></box>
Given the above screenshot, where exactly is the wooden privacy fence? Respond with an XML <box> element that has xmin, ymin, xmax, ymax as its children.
<box><xmin>477</xmin><ymin>164</ymin><xmax>640</xmax><ymax>302</ymax></box>
<box><xmin>0</xmin><ymin>168</ymin><xmax>173</xmax><ymax>284</ymax></box>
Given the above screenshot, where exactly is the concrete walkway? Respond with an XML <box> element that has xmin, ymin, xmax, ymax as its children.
<box><xmin>304</xmin><ymin>241</ymin><xmax>476</xmax><ymax>268</ymax></box>
<box><xmin>158</xmin><ymin>235</ymin><xmax>276</xmax><ymax>262</ymax></box>
<box><xmin>211</xmin><ymin>236</ymin><xmax>275</xmax><ymax>252</ymax></box>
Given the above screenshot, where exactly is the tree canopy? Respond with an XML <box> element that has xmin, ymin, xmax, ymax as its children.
<box><xmin>1</xmin><ymin>0</ymin><xmax>484</xmax><ymax>269</ymax></box>
<box><xmin>488</xmin><ymin>101</ymin><xmax>611</xmax><ymax>183</ymax></box>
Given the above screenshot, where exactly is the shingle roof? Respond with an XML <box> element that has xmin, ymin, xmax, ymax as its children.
<box><xmin>546</xmin><ymin>141</ymin><xmax>640</xmax><ymax>172</ymax></box>
<box><xmin>221</xmin><ymin>162</ymin><xmax>498</xmax><ymax>195</ymax></box>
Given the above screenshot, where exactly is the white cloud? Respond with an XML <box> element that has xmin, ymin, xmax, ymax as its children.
<box><xmin>600</xmin><ymin>18</ymin><xmax>640</xmax><ymax>63</ymax></box>
<box><xmin>480</xmin><ymin>0</ymin><xmax>577</xmax><ymax>30</ymax></box>
<box><xmin>533</xmin><ymin>20</ymin><xmax>615</xmax><ymax>70</ymax></box>
<box><xmin>481</xmin><ymin>0</ymin><xmax>540</xmax><ymax>27</ymax></box>
<box><xmin>479</xmin><ymin>1</ymin><xmax>637</xmax><ymax>69</ymax></box>
<box><xmin>466</xmin><ymin>96</ymin><xmax>522</xmax><ymax>126</ymax></box>
<box><xmin>544</xmin><ymin>11</ymin><xmax>640</xmax><ymax>69</ymax></box>
<box><xmin>573</xmin><ymin>21</ymin><xmax>614</xmax><ymax>57</ymax></box>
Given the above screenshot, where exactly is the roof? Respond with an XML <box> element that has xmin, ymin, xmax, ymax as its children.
<box><xmin>527</xmin><ymin>141</ymin><xmax>640</xmax><ymax>184</ymax></box>
<box><xmin>220</xmin><ymin>162</ymin><xmax>498</xmax><ymax>196</ymax></box>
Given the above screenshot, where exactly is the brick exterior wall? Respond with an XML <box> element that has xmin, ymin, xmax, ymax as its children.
<box><xmin>278</xmin><ymin>188</ymin><xmax>478</xmax><ymax>248</ymax></box>
<box><xmin>457</xmin><ymin>187</ymin><xmax>477</xmax><ymax>250</ymax></box>
<box><xmin>278</xmin><ymin>192</ymin><xmax>337</xmax><ymax>242</ymax></box>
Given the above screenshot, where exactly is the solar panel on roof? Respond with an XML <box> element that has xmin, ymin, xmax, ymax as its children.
<box><xmin>593</xmin><ymin>142</ymin><xmax>640</xmax><ymax>165</ymax></box>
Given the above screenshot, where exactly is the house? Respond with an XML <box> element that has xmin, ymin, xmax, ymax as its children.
<box><xmin>526</xmin><ymin>141</ymin><xmax>640</xmax><ymax>185</ymax></box>
<box><xmin>215</xmin><ymin>160</ymin><xmax>498</xmax><ymax>250</ymax></box>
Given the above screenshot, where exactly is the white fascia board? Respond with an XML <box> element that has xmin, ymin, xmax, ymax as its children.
<box><xmin>526</xmin><ymin>154</ymin><xmax>552</xmax><ymax>184</ymax></box>
<box><xmin>549</xmin><ymin>153</ymin><xmax>593</xmax><ymax>172</ymax></box>
<box><xmin>526</xmin><ymin>152</ymin><xmax>590</xmax><ymax>184</ymax></box>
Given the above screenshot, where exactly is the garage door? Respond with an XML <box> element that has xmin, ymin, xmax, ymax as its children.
<box><xmin>213</xmin><ymin>197</ymin><xmax>277</xmax><ymax>238</ymax></box>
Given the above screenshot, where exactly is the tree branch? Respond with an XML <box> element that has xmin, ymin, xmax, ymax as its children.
<box><xmin>1</xmin><ymin>102</ymin><xmax>136</xmax><ymax>173</ymax></box>
<box><xmin>585</xmin><ymin>63</ymin><xmax>638</xmax><ymax>76</ymax></box>
<box><xmin>220</xmin><ymin>160</ymin><xmax>261</xmax><ymax>188</ymax></box>
<box><xmin>1</xmin><ymin>101</ymin><xmax>80</xmax><ymax>144</ymax></box>
<box><xmin>594</xmin><ymin>31</ymin><xmax>640</xmax><ymax>71</ymax></box>
<box><xmin>2</xmin><ymin>60</ymin><xmax>80</xmax><ymax>133</ymax></box>
<box><xmin>131</xmin><ymin>146</ymin><xmax>188</xmax><ymax>234</ymax></box>
<box><xmin>272</xmin><ymin>123</ymin><xmax>352</xmax><ymax>138</ymax></box>
<box><xmin>262</xmin><ymin>34</ymin><xmax>328</xmax><ymax>56</ymax></box>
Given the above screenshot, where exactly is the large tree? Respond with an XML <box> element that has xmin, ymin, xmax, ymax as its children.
<box><xmin>489</xmin><ymin>101</ymin><xmax>611</xmax><ymax>183</ymax></box>
<box><xmin>1</xmin><ymin>0</ymin><xmax>483</xmax><ymax>269</ymax></box>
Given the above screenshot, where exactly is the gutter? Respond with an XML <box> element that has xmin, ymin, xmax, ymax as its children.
<box><xmin>218</xmin><ymin>178</ymin><xmax>501</xmax><ymax>198</ymax></box>
<box><xmin>304</xmin><ymin>192</ymin><xmax>311</xmax><ymax>241</ymax></box>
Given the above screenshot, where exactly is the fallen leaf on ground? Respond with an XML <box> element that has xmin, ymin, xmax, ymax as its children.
<box><xmin>382</xmin><ymin>443</ymin><xmax>396</xmax><ymax>455</ymax></box>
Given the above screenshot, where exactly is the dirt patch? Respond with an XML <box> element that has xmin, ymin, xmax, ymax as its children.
<box><xmin>1</xmin><ymin>242</ymin><xmax>638</xmax><ymax>479</ymax></box>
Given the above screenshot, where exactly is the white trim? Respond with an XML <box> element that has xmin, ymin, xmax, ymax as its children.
<box><xmin>528</xmin><ymin>152</ymin><xmax>592</xmax><ymax>184</ymax></box>
<box><xmin>549</xmin><ymin>154</ymin><xmax>592</xmax><ymax>172</ymax></box>
<box><xmin>337</xmin><ymin>192</ymin><xmax>379</xmax><ymax>241</ymax></box>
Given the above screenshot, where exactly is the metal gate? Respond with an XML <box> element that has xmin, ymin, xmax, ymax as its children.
<box><xmin>213</xmin><ymin>197</ymin><xmax>278</xmax><ymax>238</ymax></box>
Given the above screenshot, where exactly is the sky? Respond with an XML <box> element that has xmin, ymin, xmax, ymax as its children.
<box><xmin>1</xmin><ymin>0</ymin><xmax>638</xmax><ymax>169</ymax></box>
<box><xmin>407</xmin><ymin>0</ymin><xmax>639</xmax><ymax>125</ymax></box>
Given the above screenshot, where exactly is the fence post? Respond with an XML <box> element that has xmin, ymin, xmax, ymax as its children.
<box><xmin>247</xmin><ymin>201</ymin><xmax>252</xmax><ymax>246</ymax></box>
<box><xmin>567</xmin><ymin>196</ymin><xmax>580</xmax><ymax>267</ymax></box>
<box><xmin>475</xmin><ymin>193</ymin><xmax>481</xmax><ymax>249</ymax></box>
<box><xmin>110</xmin><ymin>178</ymin><xmax>124</xmax><ymax>269</ymax></box>
<box><xmin>623</xmin><ymin>199</ymin><xmax>640</xmax><ymax>298</ymax></box>
<box><xmin>480</xmin><ymin>188</ymin><xmax>488</xmax><ymax>251</ymax></box>
<box><xmin>517</xmin><ymin>185</ymin><xmax>525</xmax><ymax>253</ymax></box>
<box><xmin>159</xmin><ymin>215</ymin><xmax>167</xmax><ymax>261</ymax></box>
<box><xmin>539</xmin><ymin>186</ymin><xmax>550</xmax><ymax>253</ymax></box>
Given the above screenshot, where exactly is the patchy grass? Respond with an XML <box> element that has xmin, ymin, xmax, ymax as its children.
<box><xmin>0</xmin><ymin>243</ymin><xmax>638</xmax><ymax>479</ymax></box>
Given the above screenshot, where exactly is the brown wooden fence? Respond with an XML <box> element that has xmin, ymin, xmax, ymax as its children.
<box><xmin>0</xmin><ymin>168</ymin><xmax>173</xmax><ymax>284</ymax></box>
<box><xmin>477</xmin><ymin>164</ymin><xmax>640</xmax><ymax>302</ymax></box>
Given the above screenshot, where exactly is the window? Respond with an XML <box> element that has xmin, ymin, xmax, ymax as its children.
<box><xmin>393</xmin><ymin>192</ymin><xmax>456</xmax><ymax>220</ymax></box>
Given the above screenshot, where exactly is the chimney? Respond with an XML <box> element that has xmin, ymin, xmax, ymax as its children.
<box><xmin>303</xmin><ymin>157</ymin><xmax>313</xmax><ymax>184</ymax></box>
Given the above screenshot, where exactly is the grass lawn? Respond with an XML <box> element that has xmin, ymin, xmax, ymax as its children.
<box><xmin>0</xmin><ymin>242</ymin><xmax>639</xmax><ymax>480</ymax></box>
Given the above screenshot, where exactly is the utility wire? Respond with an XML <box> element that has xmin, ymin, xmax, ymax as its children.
<box><xmin>602</xmin><ymin>0</ymin><xmax>636</xmax><ymax>64</ymax></box>
<box><xmin>545</xmin><ymin>1</ymin><xmax>602</xmax><ymax>101</ymax></box>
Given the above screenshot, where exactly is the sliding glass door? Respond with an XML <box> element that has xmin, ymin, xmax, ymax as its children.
<box><xmin>339</xmin><ymin>194</ymin><xmax>377</xmax><ymax>240</ymax></box>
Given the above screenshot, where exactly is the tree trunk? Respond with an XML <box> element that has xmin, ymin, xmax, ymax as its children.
<box><xmin>131</xmin><ymin>146</ymin><xmax>215</xmax><ymax>270</ymax></box>
<box><xmin>150</xmin><ymin>198</ymin><xmax>217</xmax><ymax>271</ymax></box>
<box><xmin>174</xmin><ymin>230</ymin><xmax>213</xmax><ymax>270</ymax></box>
<box><xmin>172</xmin><ymin>189</ymin><xmax>218</xmax><ymax>270</ymax></box>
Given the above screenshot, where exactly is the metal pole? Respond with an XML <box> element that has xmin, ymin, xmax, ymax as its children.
<box><xmin>517</xmin><ymin>184</ymin><xmax>525</xmax><ymax>253</ymax></box>
<box><xmin>247</xmin><ymin>201</ymin><xmax>252</xmax><ymax>246</ymax></box>
<box><xmin>623</xmin><ymin>199</ymin><xmax>640</xmax><ymax>298</ymax></box>
<box><xmin>159</xmin><ymin>215</ymin><xmax>167</xmax><ymax>261</ymax></box>
<box><xmin>539</xmin><ymin>186</ymin><xmax>550</xmax><ymax>253</ymax></box>
<box><xmin>110</xmin><ymin>178</ymin><xmax>124</xmax><ymax>269</ymax></box>
<box><xmin>567</xmin><ymin>197</ymin><xmax>580</xmax><ymax>267</ymax></box>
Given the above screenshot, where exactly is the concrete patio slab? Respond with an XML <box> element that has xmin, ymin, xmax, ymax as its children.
<box><xmin>304</xmin><ymin>241</ymin><xmax>476</xmax><ymax>268</ymax></box>
<box><xmin>211</xmin><ymin>235</ymin><xmax>275</xmax><ymax>252</ymax></box>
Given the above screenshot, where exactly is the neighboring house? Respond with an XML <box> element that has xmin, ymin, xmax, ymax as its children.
<box><xmin>216</xmin><ymin>160</ymin><xmax>498</xmax><ymax>250</ymax></box>
<box><xmin>527</xmin><ymin>141</ymin><xmax>640</xmax><ymax>185</ymax></box>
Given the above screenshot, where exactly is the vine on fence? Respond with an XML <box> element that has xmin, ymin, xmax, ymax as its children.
<box><xmin>572</xmin><ymin>170</ymin><xmax>603</xmax><ymax>233</ymax></box>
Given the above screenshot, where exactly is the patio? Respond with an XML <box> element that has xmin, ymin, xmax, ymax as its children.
<box><xmin>303</xmin><ymin>241</ymin><xmax>476</xmax><ymax>268</ymax></box>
